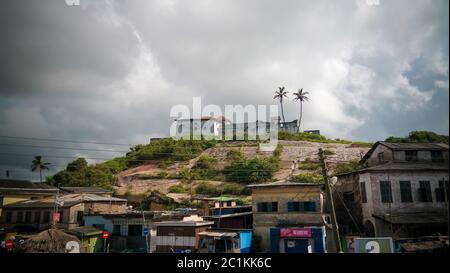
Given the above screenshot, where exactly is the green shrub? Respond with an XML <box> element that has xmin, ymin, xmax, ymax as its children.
<box><xmin>333</xmin><ymin>160</ymin><xmax>362</xmax><ymax>176</ymax></box>
<box><xmin>195</xmin><ymin>182</ymin><xmax>220</xmax><ymax>195</ymax></box>
<box><xmin>323</xmin><ymin>149</ymin><xmax>335</xmax><ymax>156</ymax></box>
<box><xmin>226</xmin><ymin>150</ymin><xmax>243</xmax><ymax>161</ymax></box>
<box><xmin>168</xmin><ymin>184</ymin><xmax>187</xmax><ymax>193</ymax></box>
<box><xmin>291</xmin><ymin>173</ymin><xmax>323</xmax><ymax>183</ymax></box>
<box><xmin>386</xmin><ymin>131</ymin><xmax>448</xmax><ymax>144</ymax></box>
<box><xmin>127</xmin><ymin>139</ymin><xmax>217</xmax><ymax>165</ymax></box>
<box><xmin>193</xmin><ymin>155</ymin><xmax>218</xmax><ymax>169</ymax></box>
<box><xmin>224</xmin><ymin>157</ymin><xmax>278</xmax><ymax>183</ymax></box>
<box><xmin>298</xmin><ymin>162</ymin><xmax>322</xmax><ymax>171</ymax></box>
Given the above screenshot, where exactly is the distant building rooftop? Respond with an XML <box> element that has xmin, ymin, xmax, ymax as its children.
<box><xmin>0</xmin><ymin>179</ymin><xmax>58</xmax><ymax>195</ymax></box>
<box><xmin>59</xmin><ymin>187</ymin><xmax>112</xmax><ymax>195</ymax></box>
<box><xmin>247</xmin><ymin>180</ymin><xmax>324</xmax><ymax>188</ymax></box>
<box><xmin>3</xmin><ymin>193</ymin><xmax>126</xmax><ymax>209</ymax></box>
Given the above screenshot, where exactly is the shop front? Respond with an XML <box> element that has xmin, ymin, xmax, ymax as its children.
<box><xmin>270</xmin><ymin>226</ymin><xmax>327</xmax><ymax>253</ymax></box>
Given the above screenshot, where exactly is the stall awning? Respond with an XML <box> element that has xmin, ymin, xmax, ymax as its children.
<box><xmin>373</xmin><ymin>212</ymin><xmax>447</xmax><ymax>225</ymax></box>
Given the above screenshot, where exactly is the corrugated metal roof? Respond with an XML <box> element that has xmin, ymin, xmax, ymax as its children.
<box><xmin>3</xmin><ymin>193</ymin><xmax>126</xmax><ymax>208</ymax></box>
<box><xmin>60</xmin><ymin>187</ymin><xmax>112</xmax><ymax>194</ymax></box>
<box><xmin>373</xmin><ymin>212</ymin><xmax>447</xmax><ymax>224</ymax></box>
<box><xmin>198</xmin><ymin>231</ymin><xmax>238</xmax><ymax>238</ymax></box>
<box><xmin>380</xmin><ymin>142</ymin><xmax>449</xmax><ymax>150</ymax></box>
<box><xmin>247</xmin><ymin>180</ymin><xmax>324</xmax><ymax>188</ymax></box>
<box><xmin>401</xmin><ymin>240</ymin><xmax>448</xmax><ymax>252</ymax></box>
<box><xmin>362</xmin><ymin>162</ymin><xmax>449</xmax><ymax>172</ymax></box>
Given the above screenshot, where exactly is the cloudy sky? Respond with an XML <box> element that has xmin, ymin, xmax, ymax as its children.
<box><xmin>0</xmin><ymin>0</ymin><xmax>448</xmax><ymax>180</ymax></box>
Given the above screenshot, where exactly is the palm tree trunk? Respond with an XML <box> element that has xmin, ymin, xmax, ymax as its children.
<box><xmin>39</xmin><ymin>167</ymin><xmax>42</xmax><ymax>183</ymax></box>
<box><xmin>280</xmin><ymin>101</ymin><xmax>286</xmax><ymax>125</ymax></box>
<box><xmin>299</xmin><ymin>102</ymin><xmax>303</xmax><ymax>133</ymax></box>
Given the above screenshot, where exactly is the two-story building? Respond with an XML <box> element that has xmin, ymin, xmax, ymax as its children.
<box><xmin>335</xmin><ymin>141</ymin><xmax>449</xmax><ymax>239</ymax></box>
<box><xmin>247</xmin><ymin>181</ymin><xmax>331</xmax><ymax>253</ymax></box>
<box><xmin>0</xmin><ymin>179</ymin><xmax>58</xmax><ymax>216</ymax></box>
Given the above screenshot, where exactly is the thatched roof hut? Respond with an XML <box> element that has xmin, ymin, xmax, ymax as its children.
<box><xmin>17</xmin><ymin>229</ymin><xmax>81</xmax><ymax>253</ymax></box>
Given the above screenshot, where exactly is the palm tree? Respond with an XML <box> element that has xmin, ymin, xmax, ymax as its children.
<box><xmin>293</xmin><ymin>88</ymin><xmax>310</xmax><ymax>132</ymax></box>
<box><xmin>273</xmin><ymin>87</ymin><xmax>289</xmax><ymax>124</ymax></box>
<box><xmin>31</xmin><ymin>156</ymin><xmax>51</xmax><ymax>183</ymax></box>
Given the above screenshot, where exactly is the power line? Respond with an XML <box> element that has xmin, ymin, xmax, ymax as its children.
<box><xmin>0</xmin><ymin>135</ymin><xmax>138</xmax><ymax>146</ymax></box>
<box><xmin>0</xmin><ymin>143</ymin><xmax>130</xmax><ymax>153</ymax></box>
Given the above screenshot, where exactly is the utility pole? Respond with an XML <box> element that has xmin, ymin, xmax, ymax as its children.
<box><xmin>319</xmin><ymin>148</ymin><xmax>342</xmax><ymax>253</ymax></box>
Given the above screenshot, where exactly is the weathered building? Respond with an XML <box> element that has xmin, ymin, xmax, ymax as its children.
<box><xmin>83</xmin><ymin>210</ymin><xmax>195</xmax><ymax>253</ymax></box>
<box><xmin>153</xmin><ymin>215</ymin><xmax>214</xmax><ymax>253</ymax></box>
<box><xmin>173</xmin><ymin>116</ymin><xmax>301</xmax><ymax>140</ymax></box>
<box><xmin>247</xmin><ymin>181</ymin><xmax>331</xmax><ymax>253</ymax></box>
<box><xmin>0</xmin><ymin>179</ymin><xmax>58</xmax><ymax>216</ymax></box>
<box><xmin>335</xmin><ymin>141</ymin><xmax>449</xmax><ymax>239</ymax></box>
<box><xmin>0</xmin><ymin>194</ymin><xmax>127</xmax><ymax>232</ymax></box>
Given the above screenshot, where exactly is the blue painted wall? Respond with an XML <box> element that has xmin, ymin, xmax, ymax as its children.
<box><xmin>239</xmin><ymin>230</ymin><xmax>253</xmax><ymax>253</ymax></box>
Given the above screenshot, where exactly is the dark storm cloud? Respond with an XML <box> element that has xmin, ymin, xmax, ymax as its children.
<box><xmin>0</xmin><ymin>0</ymin><xmax>448</xmax><ymax>180</ymax></box>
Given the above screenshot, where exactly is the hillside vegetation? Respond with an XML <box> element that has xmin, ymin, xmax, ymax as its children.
<box><xmin>46</xmin><ymin>131</ymin><xmax>447</xmax><ymax>194</ymax></box>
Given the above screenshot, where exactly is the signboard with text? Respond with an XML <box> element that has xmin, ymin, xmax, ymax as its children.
<box><xmin>280</xmin><ymin>228</ymin><xmax>312</xmax><ymax>238</ymax></box>
<box><xmin>53</xmin><ymin>212</ymin><xmax>61</xmax><ymax>223</ymax></box>
<box><xmin>102</xmin><ymin>231</ymin><xmax>109</xmax><ymax>239</ymax></box>
<box><xmin>354</xmin><ymin>238</ymin><xmax>394</xmax><ymax>253</ymax></box>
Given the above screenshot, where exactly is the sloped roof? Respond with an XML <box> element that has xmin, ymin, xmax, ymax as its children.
<box><xmin>59</xmin><ymin>187</ymin><xmax>112</xmax><ymax>194</ymax></box>
<box><xmin>373</xmin><ymin>212</ymin><xmax>447</xmax><ymax>224</ymax></box>
<box><xmin>3</xmin><ymin>193</ymin><xmax>126</xmax><ymax>209</ymax></box>
<box><xmin>363</xmin><ymin>162</ymin><xmax>449</xmax><ymax>172</ymax></box>
<box><xmin>379</xmin><ymin>142</ymin><xmax>449</xmax><ymax>151</ymax></box>
<box><xmin>0</xmin><ymin>179</ymin><xmax>57</xmax><ymax>191</ymax></box>
<box><xmin>360</xmin><ymin>141</ymin><xmax>449</xmax><ymax>164</ymax></box>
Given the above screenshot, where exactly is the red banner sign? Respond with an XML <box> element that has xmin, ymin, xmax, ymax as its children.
<box><xmin>102</xmin><ymin>231</ymin><xmax>109</xmax><ymax>239</ymax></box>
<box><xmin>53</xmin><ymin>212</ymin><xmax>61</xmax><ymax>223</ymax></box>
<box><xmin>280</xmin><ymin>228</ymin><xmax>312</xmax><ymax>238</ymax></box>
<box><xmin>5</xmin><ymin>240</ymin><xmax>14</xmax><ymax>249</ymax></box>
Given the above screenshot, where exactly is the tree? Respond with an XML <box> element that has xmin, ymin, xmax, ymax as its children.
<box><xmin>31</xmin><ymin>156</ymin><xmax>51</xmax><ymax>183</ymax></box>
<box><xmin>273</xmin><ymin>87</ymin><xmax>289</xmax><ymax>124</ymax></box>
<box><xmin>293</xmin><ymin>88</ymin><xmax>310</xmax><ymax>132</ymax></box>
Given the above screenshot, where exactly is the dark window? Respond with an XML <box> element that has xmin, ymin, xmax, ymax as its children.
<box><xmin>360</xmin><ymin>182</ymin><xmax>367</xmax><ymax>203</ymax></box>
<box><xmin>113</xmin><ymin>225</ymin><xmax>121</xmax><ymax>236</ymax></box>
<box><xmin>59</xmin><ymin>211</ymin><xmax>64</xmax><ymax>223</ymax></box>
<box><xmin>257</xmin><ymin>202</ymin><xmax>278</xmax><ymax>212</ymax></box>
<box><xmin>435</xmin><ymin>181</ymin><xmax>447</xmax><ymax>202</ymax></box>
<box><xmin>287</xmin><ymin>201</ymin><xmax>316</xmax><ymax>212</ymax></box>
<box><xmin>343</xmin><ymin>192</ymin><xmax>355</xmax><ymax>203</ymax></box>
<box><xmin>380</xmin><ymin>181</ymin><xmax>392</xmax><ymax>203</ymax></box>
<box><xmin>17</xmin><ymin>211</ymin><xmax>24</xmax><ymax>223</ymax></box>
<box><xmin>0</xmin><ymin>196</ymin><xmax>3</xmax><ymax>207</ymax></box>
<box><xmin>418</xmin><ymin>181</ymin><xmax>432</xmax><ymax>202</ymax></box>
<box><xmin>431</xmin><ymin>151</ymin><xmax>444</xmax><ymax>162</ymax></box>
<box><xmin>76</xmin><ymin>211</ymin><xmax>84</xmax><ymax>225</ymax></box>
<box><xmin>226</xmin><ymin>201</ymin><xmax>232</xmax><ymax>207</ymax></box>
<box><xmin>6</xmin><ymin>211</ymin><xmax>12</xmax><ymax>223</ymax></box>
<box><xmin>178</xmin><ymin>125</ymin><xmax>183</xmax><ymax>134</ymax></box>
<box><xmin>25</xmin><ymin>211</ymin><xmax>32</xmax><ymax>223</ymax></box>
<box><xmin>43</xmin><ymin>211</ymin><xmax>51</xmax><ymax>223</ymax></box>
<box><xmin>34</xmin><ymin>211</ymin><xmax>41</xmax><ymax>223</ymax></box>
<box><xmin>405</xmin><ymin>151</ymin><xmax>418</xmax><ymax>161</ymax></box>
<box><xmin>400</xmin><ymin>181</ymin><xmax>413</xmax><ymax>203</ymax></box>
<box><xmin>377</xmin><ymin>152</ymin><xmax>384</xmax><ymax>163</ymax></box>
<box><xmin>128</xmin><ymin>225</ymin><xmax>143</xmax><ymax>236</ymax></box>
